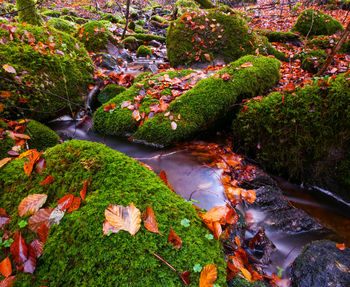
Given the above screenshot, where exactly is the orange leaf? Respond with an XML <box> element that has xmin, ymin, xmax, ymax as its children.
<box><xmin>199</xmin><ymin>264</ymin><xmax>217</xmax><ymax>287</ymax></box>
<box><xmin>285</xmin><ymin>82</ymin><xmax>295</xmax><ymax>91</ymax></box>
<box><xmin>57</xmin><ymin>194</ymin><xmax>74</xmax><ymax>211</ymax></box>
<box><xmin>200</xmin><ymin>206</ymin><xmax>230</xmax><ymax>222</ymax></box>
<box><xmin>18</xmin><ymin>194</ymin><xmax>47</xmax><ymax>217</ymax></box>
<box><xmin>80</xmin><ymin>180</ymin><xmax>88</xmax><ymax>200</ymax></box>
<box><xmin>67</xmin><ymin>197</ymin><xmax>81</xmax><ymax>212</ymax></box>
<box><xmin>240</xmin><ymin>62</ymin><xmax>253</xmax><ymax>68</ymax></box>
<box><xmin>235</xmin><ymin>236</ymin><xmax>241</xmax><ymax>247</ymax></box>
<box><xmin>168</xmin><ymin>227</ymin><xmax>182</xmax><ymax>249</ymax></box>
<box><xmin>28</xmin><ymin>208</ymin><xmax>53</xmax><ymax>233</ymax></box>
<box><xmin>158</xmin><ymin>170</ymin><xmax>175</xmax><ymax>193</ymax></box>
<box><xmin>40</xmin><ymin>175</ymin><xmax>55</xmax><ymax>185</ymax></box>
<box><xmin>336</xmin><ymin>243</ymin><xmax>346</xmax><ymax>250</ymax></box>
<box><xmin>142</xmin><ymin>206</ymin><xmax>159</xmax><ymax>234</ymax></box>
<box><xmin>105</xmin><ymin>203</ymin><xmax>141</xmax><ymax>236</ymax></box>
<box><xmin>240</xmin><ymin>267</ymin><xmax>252</xmax><ymax>282</ymax></box>
<box><xmin>0</xmin><ymin>91</ymin><xmax>11</xmax><ymax>98</ymax></box>
<box><xmin>23</xmin><ymin>150</ymin><xmax>42</xmax><ymax>176</ymax></box>
<box><xmin>0</xmin><ymin>258</ymin><xmax>11</xmax><ymax>277</ymax></box>
<box><xmin>0</xmin><ymin>276</ymin><xmax>17</xmax><ymax>287</ymax></box>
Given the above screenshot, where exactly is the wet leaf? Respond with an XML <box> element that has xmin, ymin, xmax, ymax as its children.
<box><xmin>28</xmin><ymin>239</ymin><xmax>43</xmax><ymax>259</ymax></box>
<box><xmin>336</xmin><ymin>243</ymin><xmax>346</xmax><ymax>250</ymax></box>
<box><xmin>168</xmin><ymin>227</ymin><xmax>182</xmax><ymax>249</ymax></box>
<box><xmin>142</xmin><ymin>206</ymin><xmax>159</xmax><ymax>234</ymax></box>
<box><xmin>48</xmin><ymin>207</ymin><xmax>65</xmax><ymax>226</ymax></box>
<box><xmin>171</xmin><ymin>121</ymin><xmax>177</xmax><ymax>130</ymax></box>
<box><xmin>10</xmin><ymin>232</ymin><xmax>28</xmax><ymax>265</ymax></box>
<box><xmin>0</xmin><ymin>275</ymin><xmax>17</xmax><ymax>287</ymax></box>
<box><xmin>105</xmin><ymin>202</ymin><xmax>141</xmax><ymax>236</ymax></box>
<box><xmin>182</xmin><ymin>270</ymin><xmax>191</xmax><ymax>285</ymax></box>
<box><xmin>199</xmin><ymin>264</ymin><xmax>217</xmax><ymax>287</ymax></box>
<box><xmin>23</xmin><ymin>150</ymin><xmax>42</xmax><ymax>176</ymax></box>
<box><xmin>23</xmin><ymin>256</ymin><xmax>36</xmax><ymax>274</ymax></box>
<box><xmin>158</xmin><ymin>170</ymin><xmax>175</xmax><ymax>193</ymax></box>
<box><xmin>240</xmin><ymin>62</ymin><xmax>253</xmax><ymax>68</ymax></box>
<box><xmin>0</xmin><ymin>208</ymin><xmax>10</xmax><ymax>229</ymax></box>
<box><xmin>37</xmin><ymin>223</ymin><xmax>49</xmax><ymax>243</ymax></box>
<box><xmin>240</xmin><ymin>267</ymin><xmax>252</xmax><ymax>282</ymax></box>
<box><xmin>57</xmin><ymin>194</ymin><xmax>74</xmax><ymax>211</ymax></box>
<box><xmin>18</xmin><ymin>194</ymin><xmax>47</xmax><ymax>217</ymax></box>
<box><xmin>28</xmin><ymin>208</ymin><xmax>53</xmax><ymax>233</ymax></box>
<box><xmin>0</xmin><ymin>257</ymin><xmax>11</xmax><ymax>277</ymax></box>
<box><xmin>80</xmin><ymin>180</ymin><xmax>88</xmax><ymax>200</ymax></box>
<box><xmin>102</xmin><ymin>220</ymin><xmax>120</xmax><ymax>236</ymax></box>
<box><xmin>67</xmin><ymin>197</ymin><xmax>81</xmax><ymax>212</ymax></box>
<box><xmin>40</xmin><ymin>175</ymin><xmax>55</xmax><ymax>185</ymax></box>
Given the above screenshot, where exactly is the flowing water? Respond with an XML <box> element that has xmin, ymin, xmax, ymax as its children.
<box><xmin>49</xmin><ymin>116</ymin><xmax>350</xmax><ymax>278</ymax></box>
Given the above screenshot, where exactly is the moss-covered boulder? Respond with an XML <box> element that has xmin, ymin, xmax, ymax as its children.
<box><xmin>136</xmin><ymin>45</ymin><xmax>153</xmax><ymax>57</ymax></box>
<box><xmin>174</xmin><ymin>0</ymin><xmax>200</xmax><ymax>15</ymax></box>
<box><xmin>132</xmin><ymin>33</ymin><xmax>166</xmax><ymax>43</ymax></box>
<box><xmin>75</xmin><ymin>20</ymin><xmax>118</xmax><ymax>52</ymax></box>
<box><xmin>97</xmin><ymin>84</ymin><xmax>126</xmax><ymax>105</ymax></box>
<box><xmin>47</xmin><ymin>18</ymin><xmax>77</xmax><ymax>34</ymax></box>
<box><xmin>256</xmin><ymin>29</ymin><xmax>300</xmax><ymax>43</ymax></box>
<box><xmin>300</xmin><ymin>49</ymin><xmax>327</xmax><ymax>73</ymax></box>
<box><xmin>0</xmin><ymin>140</ymin><xmax>226</xmax><ymax>286</ymax></box>
<box><xmin>195</xmin><ymin>0</ymin><xmax>215</xmax><ymax>8</ymax></box>
<box><xmin>166</xmin><ymin>10</ymin><xmax>285</xmax><ymax>67</ymax></box>
<box><xmin>291</xmin><ymin>9</ymin><xmax>344</xmax><ymax>36</ymax></box>
<box><xmin>93</xmin><ymin>55</ymin><xmax>280</xmax><ymax>146</ymax></box>
<box><xmin>16</xmin><ymin>0</ymin><xmax>43</xmax><ymax>25</ymax></box>
<box><xmin>234</xmin><ymin>73</ymin><xmax>350</xmax><ymax>201</ymax></box>
<box><xmin>41</xmin><ymin>10</ymin><xmax>61</xmax><ymax>18</ymax></box>
<box><xmin>122</xmin><ymin>36</ymin><xmax>140</xmax><ymax>51</ymax></box>
<box><xmin>0</xmin><ymin>22</ymin><xmax>93</xmax><ymax>122</ymax></box>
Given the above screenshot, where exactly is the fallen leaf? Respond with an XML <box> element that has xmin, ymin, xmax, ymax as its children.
<box><xmin>158</xmin><ymin>170</ymin><xmax>175</xmax><ymax>193</ymax></box>
<box><xmin>67</xmin><ymin>197</ymin><xmax>81</xmax><ymax>212</ymax></box>
<box><xmin>80</xmin><ymin>180</ymin><xmax>88</xmax><ymax>200</ymax></box>
<box><xmin>0</xmin><ymin>158</ymin><xmax>12</xmax><ymax>169</ymax></box>
<box><xmin>28</xmin><ymin>208</ymin><xmax>53</xmax><ymax>233</ymax></box>
<box><xmin>142</xmin><ymin>206</ymin><xmax>159</xmax><ymax>234</ymax></box>
<box><xmin>335</xmin><ymin>260</ymin><xmax>350</xmax><ymax>273</ymax></box>
<box><xmin>0</xmin><ymin>91</ymin><xmax>11</xmax><ymax>98</ymax></box>
<box><xmin>2</xmin><ymin>64</ymin><xmax>16</xmax><ymax>74</ymax></box>
<box><xmin>40</xmin><ymin>175</ymin><xmax>55</xmax><ymax>185</ymax></box>
<box><xmin>171</xmin><ymin>121</ymin><xmax>177</xmax><ymax>130</ymax></box>
<box><xmin>336</xmin><ymin>243</ymin><xmax>346</xmax><ymax>250</ymax></box>
<box><xmin>240</xmin><ymin>62</ymin><xmax>253</xmax><ymax>68</ymax></box>
<box><xmin>199</xmin><ymin>264</ymin><xmax>217</xmax><ymax>287</ymax></box>
<box><xmin>105</xmin><ymin>202</ymin><xmax>141</xmax><ymax>236</ymax></box>
<box><xmin>0</xmin><ymin>258</ymin><xmax>11</xmax><ymax>277</ymax></box>
<box><xmin>28</xmin><ymin>239</ymin><xmax>43</xmax><ymax>259</ymax></box>
<box><xmin>23</xmin><ymin>150</ymin><xmax>42</xmax><ymax>176</ymax></box>
<box><xmin>102</xmin><ymin>220</ymin><xmax>120</xmax><ymax>235</ymax></box>
<box><xmin>48</xmin><ymin>207</ymin><xmax>65</xmax><ymax>226</ymax></box>
<box><xmin>204</xmin><ymin>54</ymin><xmax>211</xmax><ymax>62</ymax></box>
<box><xmin>57</xmin><ymin>194</ymin><xmax>74</xmax><ymax>211</ymax></box>
<box><xmin>168</xmin><ymin>227</ymin><xmax>182</xmax><ymax>249</ymax></box>
<box><xmin>181</xmin><ymin>270</ymin><xmax>191</xmax><ymax>285</ymax></box>
<box><xmin>0</xmin><ymin>275</ymin><xmax>17</xmax><ymax>287</ymax></box>
<box><xmin>18</xmin><ymin>194</ymin><xmax>47</xmax><ymax>217</ymax></box>
<box><xmin>22</xmin><ymin>256</ymin><xmax>36</xmax><ymax>274</ymax></box>
<box><xmin>0</xmin><ymin>208</ymin><xmax>10</xmax><ymax>229</ymax></box>
<box><xmin>10</xmin><ymin>232</ymin><xmax>28</xmax><ymax>265</ymax></box>
<box><xmin>37</xmin><ymin>223</ymin><xmax>49</xmax><ymax>243</ymax></box>
<box><xmin>240</xmin><ymin>267</ymin><xmax>252</xmax><ymax>282</ymax></box>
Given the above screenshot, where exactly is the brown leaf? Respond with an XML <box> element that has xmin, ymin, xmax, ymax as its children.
<box><xmin>40</xmin><ymin>175</ymin><xmax>55</xmax><ymax>185</ymax></box>
<box><xmin>22</xmin><ymin>256</ymin><xmax>36</xmax><ymax>274</ymax></box>
<box><xmin>10</xmin><ymin>232</ymin><xmax>28</xmax><ymax>265</ymax></box>
<box><xmin>0</xmin><ymin>258</ymin><xmax>11</xmax><ymax>277</ymax></box>
<box><xmin>28</xmin><ymin>208</ymin><xmax>53</xmax><ymax>233</ymax></box>
<box><xmin>240</xmin><ymin>62</ymin><xmax>253</xmax><ymax>68</ymax></box>
<box><xmin>0</xmin><ymin>158</ymin><xmax>13</xmax><ymax>169</ymax></box>
<box><xmin>23</xmin><ymin>150</ymin><xmax>42</xmax><ymax>176</ymax></box>
<box><xmin>0</xmin><ymin>275</ymin><xmax>17</xmax><ymax>287</ymax></box>
<box><xmin>0</xmin><ymin>208</ymin><xmax>10</xmax><ymax>229</ymax></box>
<box><xmin>18</xmin><ymin>194</ymin><xmax>47</xmax><ymax>217</ymax></box>
<box><xmin>105</xmin><ymin>202</ymin><xmax>141</xmax><ymax>236</ymax></box>
<box><xmin>37</xmin><ymin>223</ymin><xmax>49</xmax><ymax>243</ymax></box>
<box><xmin>181</xmin><ymin>271</ymin><xmax>191</xmax><ymax>285</ymax></box>
<box><xmin>57</xmin><ymin>194</ymin><xmax>74</xmax><ymax>211</ymax></box>
<box><xmin>199</xmin><ymin>264</ymin><xmax>217</xmax><ymax>287</ymax></box>
<box><xmin>158</xmin><ymin>170</ymin><xmax>175</xmax><ymax>193</ymax></box>
<box><xmin>168</xmin><ymin>227</ymin><xmax>182</xmax><ymax>249</ymax></box>
<box><xmin>80</xmin><ymin>180</ymin><xmax>88</xmax><ymax>200</ymax></box>
<box><xmin>102</xmin><ymin>220</ymin><xmax>120</xmax><ymax>235</ymax></box>
<box><xmin>2</xmin><ymin>64</ymin><xmax>16</xmax><ymax>74</ymax></box>
<box><xmin>142</xmin><ymin>206</ymin><xmax>159</xmax><ymax>234</ymax></box>
<box><xmin>28</xmin><ymin>239</ymin><xmax>43</xmax><ymax>259</ymax></box>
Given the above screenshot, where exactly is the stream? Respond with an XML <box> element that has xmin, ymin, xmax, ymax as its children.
<box><xmin>48</xmin><ymin>116</ymin><xmax>350</xmax><ymax>279</ymax></box>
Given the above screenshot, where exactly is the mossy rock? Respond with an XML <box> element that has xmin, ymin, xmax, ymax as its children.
<box><xmin>256</xmin><ymin>29</ymin><xmax>300</xmax><ymax>43</ymax></box>
<box><xmin>25</xmin><ymin>119</ymin><xmax>59</xmax><ymax>151</ymax></box>
<box><xmin>174</xmin><ymin>0</ymin><xmax>200</xmax><ymax>15</ymax></box>
<box><xmin>0</xmin><ymin>133</ymin><xmax>15</xmax><ymax>159</ymax></box>
<box><xmin>135</xmin><ymin>19</ymin><xmax>146</xmax><ymax>26</ymax></box>
<box><xmin>291</xmin><ymin>9</ymin><xmax>344</xmax><ymax>36</ymax></box>
<box><xmin>195</xmin><ymin>0</ymin><xmax>215</xmax><ymax>8</ymax></box>
<box><xmin>306</xmin><ymin>36</ymin><xmax>350</xmax><ymax>54</ymax></box>
<box><xmin>93</xmin><ymin>55</ymin><xmax>280</xmax><ymax>146</ymax></box>
<box><xmin>16</xmin><ymin>0</ymin><xmax>43</xmax><ymax>25</ymax></box>
<box><xmin>97</xmin><ymin>84</ymin><xmax>127</xmax><ymax>105</ymax></box>
<box><xmin>41</xmin><ymin>10</ymin><xmax>61</xmax><ymax>18</ymax></box>
<box><xmin>128</xmin><ymin>20</ymin><xmax>136</xmax><ymax>31</ymax></box>
<box><xmin>136</xmin><ymin>45</ymin><xmax>153</xmax><ymax>57</ymax></box>
<box><xmin>132</xmin><ymin>33</ymin><xmax>166</xmax><ymax>43</ymax></box>
<box><xmin>151</xmin><ymin>15</ymin><xmax>168</xmax><ymax>24</ymax></box>
<box><xmin>61</xmin><ymin>7</ymin><xmax>78</xmax><ymax>17</ymax></box>
<box><xmin>47</xmin><ymin>18</ymin><xmax>77</xmax><ymax>34</ymax></box>
<box><xmin>301</xmin><ymin>49</ymin><xmax>327</xmax><ymax>73</ymax></box>
<box><xmin>0</xmin><ymin>140</ymin><xmax>226</xmax><ymax>286</ymax></box>
<box><xmin>101</xmin><ymin>13</ymin><xmax>120</xmax><ymax>24</ymax></box>
<box><xmin>233</xmin><ymin>73</ymin><xmax>350</xmax><ymax>201</ymax></box>
<box><xmin>166</xmin><ymin>10</ymin><xmax>285</xmax><ymax>67</ymax></box>
<box><xmin>74</xmin><ymin>20</ymin><xmax>118</xmax><ymax>52</ymax></box>
<box><xmin>0</xmin><ymin>22</ymin><xmax>93</xmax><ymax>122</ymax></box>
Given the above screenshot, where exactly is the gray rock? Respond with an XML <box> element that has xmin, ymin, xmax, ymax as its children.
<box><xmin>291</xmin><ymin>240</ymin><xmax>350</xmax><ymax>287</ymax></box>
<box><xmin>92</xmin><ymin>53</ymin><xmax>119</xmax><ymax>70</ymax></box>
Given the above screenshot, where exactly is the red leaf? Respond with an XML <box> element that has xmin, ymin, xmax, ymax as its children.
<box><xmin>10</xmin><ymin>232</ymin><xmax>28</xmax><ymax>265</ymax></box>
<box><xmin>67</xmin><ymin>197</ymin><xmax>81</xmax><ymax>212</ymax></box>
<box><xmin>181</xmin><ymin>271</ymin><xmax>191</xmax><ymax>285</ymax></box>
<box><xmin>142</xmin><ymin>206</ymin><xmax>159</xmax><ymax>234</ymax></box>
<box><xmin>240</xmin><ymin>62</ymin><xmax>253</xmax><ymax>68</ymax></box>
<box><xmin>37</xmin><ymin>223</ymin><xmax>49</xmax><ymax>243</ymax></box>
<box><xmin>28</xmin><ymin>208</ymin><xmax>53</xmax><ymax>233</ymax></box>
<box><xmin>40</xmin><ymin>175</ymin><xmax>55</xmax><ymax>185</ymax></box>
<box><xmin>35</xmin><ymin>157</ymin><xmax>46</xmax><ymax>174</ymax></box>
<box><xmin>168</xmin><ymin>228</ymin><xmax>182</xmax><ymax>249</ymax></box>
<box><xmin>80</xmin><ymin>180</ymin><xmax>88</xmax><ymax>200</ymax></box>
<box><xmin>336</xmin><ymin>243</ymin><xmax>346</xmax><ymax>250</ymax></box>
<box><xmin>57</xmin><ymin>194</ymin><xmax>74</xmax><ymax>211</ymax></box>
<box><xmin>285</xmin><ymin>82</ymin><xmax>295</xmax><ymax>91</ymax></box>
<box><xmin>0</xmin><ymin>208</ymin><xmax>10</xmax><ymax>229</ymax></box>
<box><xmin>28</xmin><ymin>239</ymin><xmax>43</xmax><ymax>259</ymax></box>
<box><xmin>0</xmin><ymin>276</ymin><xmax>17</xmax><ymax>287</ymax></box>
<box><xmin>0</xmin><ymin>257</ymin><xmax>11</xmax><ymax>277</ymax></box>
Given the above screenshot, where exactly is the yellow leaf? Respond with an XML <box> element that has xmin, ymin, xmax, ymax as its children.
<box><xmin>239</xmin><ymin>267</ymin><xmax>252</xmax><ymax>282</ymax></box>
<box><xmin>199</xmin><ymin>264</ymin><xmax>217</xmax><ymax>287</ymax></box>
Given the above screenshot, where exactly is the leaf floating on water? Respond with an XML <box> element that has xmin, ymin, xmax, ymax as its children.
<box><xmin>105</xmin><ymin>202</ymin><xmax>141</xmax><ymax>236</ymax></box>
<box><xmin>199</xmin><ymin>264</ymin><xmax>217</xmax><ymax>287</ymax></box>
<box><xmin>142</xmin><ymin>206</ymin><xmax>159</xmax><ymax>234</ymax></box>
<box><xmin>0</xmin><ymin>257</ymin><xmax>12</xmax><ymax>277</ymax></box>
<box><xmin>168</xmin><ymin>227</ymin><xmax>182</xmax><ymax>249</ymax></box>
<box><xmin>18</xmin><ymin>194</ymin><xmax>47</xmax><ymax>217</ymax></box>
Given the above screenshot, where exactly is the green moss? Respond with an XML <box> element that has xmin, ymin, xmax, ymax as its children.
<box><xmin>0</xmin><ymin>140</ymin><xmax>226</xmax><ymax>286</ymax></box>
<box><xmin>234</xmin><ymin>73</ymin><xmax>350</xmax><ymax>196</ymax></box>
<box><xmin>166</xmin><ymin>10</ymin><xmax>285</xmax><ymax>67</ymax></box>
<box><xmin>301</xmin><ymin>49</ymin><xmax>327</xmax><ymax>73</ymax></box>
<box><xmin>136</xmin><ymin>19</ymin><xmax>146</xmax><ymax>26</ymax></box>
<box><xmin>25</xmin><ymin>119</ymin><xmax>59</xmax><ymax>151</ymax></box>
<box><xmin>0</xmin><ymin>22</ymin><xmax>93</xmax><ymax>122</ymax></box>
<box><xmin>132</xmin><ymin>33</ymin><xmax>166</xmax><ymax>43</ymax></box>
<box><xmin>74</xmin><ymin>21</ymin><xmax>118</xmax><ymax>52</ymax></box>
<box><xmin>61</xmin><ymin>7</ymin><xmax>77</xmax><ymax>17</ymax></box>
<box><xmin>256</xmin><ymin>29</ymin><xmax>299</xmax><ymax>43</ymax></box>
<box><xmin>122</xmin><ymin>36</ymin><xmax>139</xmax><ymax>51</ymax></box>
<box><xmin>47</xmin><ymin>18</ymin><xmax>76</xmax><ymax>34</ymax></box>
<box><xmin>98</xmin><ymin>84</ymin><xmax>127</xmax><ymax>105</ymax></box>
<box><xmin>175</xmin><ymin>0</ymin><xmax>200</xmax><ymax>15</ymax></box>
<box><xmin>151</xmin><ymin>15</ymin><xmax>168</xmax><ymax>24</ymax></box>
<box><xmin>128</xmin><ymin>20</ymin><xmax>136</xmax><ymax>31</ymax></box>
<box><xmin>0</xmin><ymin>134</ymin><xmax>15</xmax><ymax>159</ymax></box>
<box><xmin>195</xmin><ymin>0</ymin><xmax>215</xmax><ymax>8</ymax></box>
<box><xmin>306</xmin><ymin>36</ymin><xmax>350</xmax><ymax>54</ymax></box>
<box><xmin>136</xmin><ymin>45</ymin><xmax>153</xmax><ymax>57</ymax></box>
<box><xmin>230</xmin><ymin>278</ymin><xmax>268</xmax><ymax>286</ymax></box>
<box><xmin>291</xmin><ymin>9</ymin><xmax>344</xmax><ymax>36</ymax></box>
<box><xmin>101</xmin><ymin>13</ymin><xmax>119</xmax><ymax>24</ymax></box>
<box><xmin>16</xmin><ymin>0</ymin><xmax>43</xmax><ymax>25</ymax></box>
<box><xmin>41</xmin><ymin>10</ymin><xmax>61</xmax><ymax>18</ymax></box>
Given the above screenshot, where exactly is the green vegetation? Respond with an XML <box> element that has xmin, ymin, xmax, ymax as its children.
<box><xmin>256</xmin><ymin>30</ymin><xmax>299</xmax><ymax>43</ymax></box>
<box><xmin>47</xmin><ymin>18</ymin><xmax>77</xmax><ymax>34</ymax></box>
<box><xmin>291</xmin><ymin>9</ymin><xmax>344</xmax><ymax>36</ymax></box>
<box><xmin>132</xmin><ymin>33</ymin><xmax>166</xmax><ymax>43</ymax></box>
<box><xmin>122</xmin><ymin>36</ymin><xmax>140</xmax><ymax>51</ymax></box>
<box><xmin>166</xmin><ymin>10</ymin><xmax>285</xmax><ymax>67</ymax></box>
<box><xmin>41</xmin><ymin>10</ymin><xmax>61</xmax><ymax>18</ymax></box>
<box><xmin>93</xmin><ymin>55</ymin><xmax>280</xmax><ymax>146</ymax></box>
<box><xmin>0</xmin><ymin>140</ymin><xmax>226</xmax><ymax>286</ymax></box>
<box><xmin>0</xmin><ymin>22</ymin><xmax>93</xmax><ymax>122</ymax></box>
<box><xmin>128</xmin><ymin>19</ymin><xmax>136</xmax><ymax>30</ymax></box>
<box><xmin>16</xmin><ymin>0</ymin><xmax>43</xmax><ymax>25</ymax></box>
<box><xmin>74</xmin><ymin>21</ymin><xmax>118</xmax><ymax>52</ymax></box>
<box><xmin>300</xmin><ymin>49</ymin><xmax>327</xmax><ymax>73</ymax></box>
<box><xmin>174</xmin><ymin>0</ymin><xmax>200</xmax><ymax>15</ymax></box>
<box><xmin>0</xmin><ymin>135</ymin><xmax>15</xmax><ymax>159</ymax></box>
<box><xmin>195</xmin><ymin>0</ymin><xmax>215</xmax><ymax>8</ymax></box>
<box><xmin>101</xmin><ymin>13</ymin><xmax>120</xmax><ymax>23</ymax></box>
<box><xmin>234</xmin><ymin>73</ymin><xmax>350</xmax><ymax>199</ymax></box>
<box><xmin>61</xmin><ymin>7</ymin><xmax>78</xmax><ymax>17</ymax></box>
<box><xmin>136</xmin><ymin>45</ymin><xmax>153</xmax><ymax>57</ymax></box>
<box><xmin>98</xmin><ymin>84</ymin><xmax>127</xmax><ymax>105</ymax></box>
<box><xmin>25</xmin><ymin>120</ymin><xmax>59</xmax><ymax>151</ymax></box>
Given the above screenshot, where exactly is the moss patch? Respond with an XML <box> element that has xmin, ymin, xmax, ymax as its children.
<box><xmin>97</xmin><ymin>84</ymin><xmax>127</xmax><ymax>105</ymax></box>
<box><xmin>300</xmin><ymin>49</ymin><xmax>327</xmax><ymax>73</ymax></box>
<box><xmin>47</xmin><ymin>18</ymin><xmax>77</xmax><ymax>34</ymax></box>
<box><xmin>0</xmin><ymin>22</ymin><xmax>93</xmax><ymax>122</ymax></box>
<box><xmin>136</xmin><ymin>45</ymin><xmax>153</xmax><ymax>57</ymax></box>
<box><xmin>234</xmin><ymin>73</ymin><xmax>350</xmax><ymax>200</ymax></box>
<box><xmin>291</xmin><ymin>9</ymin><xmax>344</xmax><ymax>36</ymax></box>
<box><xmin>25</xmin><ymin>119</ymin><xmax>59</xmax><ymax>151</ymax></box>
<box><xmin>16</xmin><ymin>0</ymin><xmax>43</xmax><ymax>25</ymax></box>
<box><xmin>0</xmin><ymin>140</ymin><xmax>226</xmax><ymax>286</ymax></box>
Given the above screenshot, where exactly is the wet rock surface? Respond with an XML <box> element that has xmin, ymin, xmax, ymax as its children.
<box><xmin>291</xmin><ymin>240</ymin><xmax>350</xmax><ymax>287</ymax></box>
